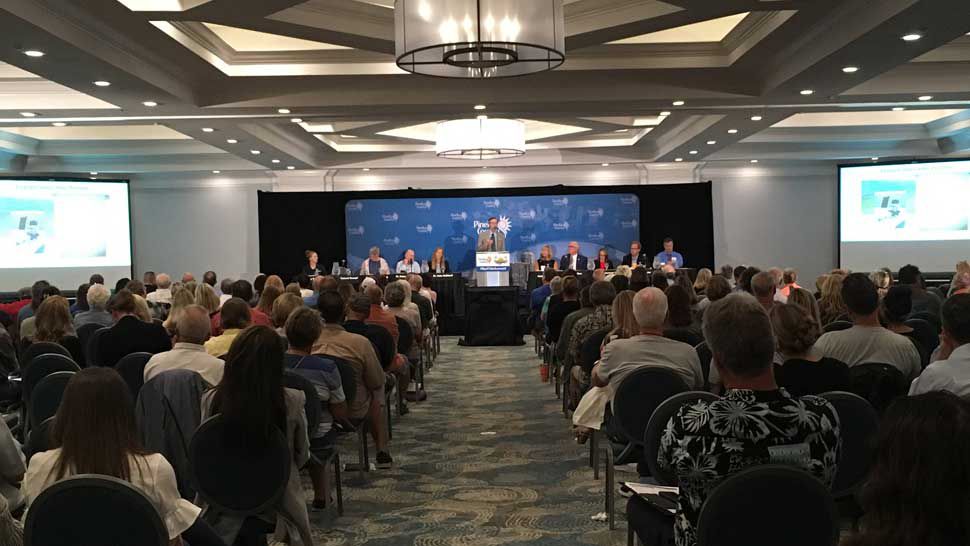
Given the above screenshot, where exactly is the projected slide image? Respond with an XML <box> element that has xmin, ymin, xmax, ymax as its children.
<box><xmin>1</xmin><ymin>198</ymin><xmax>55</xmax><ymax>256</ymax></box>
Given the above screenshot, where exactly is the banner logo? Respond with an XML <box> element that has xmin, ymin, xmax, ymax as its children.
<box><xmin>415</xmin><ymin>200</ymin><xmax>432</xmax><ymax>210</ymax></box>
<box><xmin>382</xmin><ymin>212</ymin><xmax>399</xmax><ymax>222</ymax></box>
<box><xmin>483</xmin><ymin>198</ymin><xmax>501</xmax><ymax>208</ymax></box>
<box><xmin>416</xmin><ymin>224</ymin><xmax>433</xmax><ymax>234</ymax></box>
<box><xmin>620</xmin><ymin>195</ymin><xmax>638</xmax><ymax>206</ymax></box>
<box><xmin>382</xmin><ymin>236</ymin><xmax>400</xmax><ymax>246</ymax></box>
<box><xmin>518</xmin><ymin>209</ymin><xmax>537</xmax><ymax>220</ymax></box>
<box><xmin>346</xmin><ymin>201</ymin><xmax>363</xmax><ymax>212</ymax></box>
<box><xmin>449</xmin><ymin>234</ymin><xmax>469</xmax><ymax>244</ymax></box>
<box><xmin>588</xmin><ymin>208</ymin><xmax>605</xmax><ymax>218</ymax></box>
<box><xmin>520</xmin><ymin>232</ymin><xmax>537</xmax><ymax>243</ymax></box>
<box><xmin>552</xmin><ymin>221</ymin><xmax>571</xmax><ymax>231</ymax></box>
<box><xmin>347</xmin><ymin>226</ymin><xmax>365</xmax><ymax>236</ymax></box>
<box><xmin>589</xmin><ymin>232</ymin><xmax>605</xmax><ymax>242</ymax></box>
<box><xmin>450</xmin><ymin>211</ymin><xmax>468</xmax><ymax>221</ymax></box>
<box><xmin>552</xmin><ymin>197</ymin><xmax>569</xmax><ymax>207</ymax></box>
<box><xmin>474</xmin><ymin>215</ymin><xmax>512</xmax><ymax>235</ymax></box>
<box><xmin>621</xmin><ymin>219</ymin><xmax>638</xmax><ymax>229</ymax></box>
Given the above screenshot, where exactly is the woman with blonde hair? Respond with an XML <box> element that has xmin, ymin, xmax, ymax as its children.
<box><xmin>614</xmin><ymin>265</ymin><xmax>633</xmax><ymax>279</ymax></box>
<box><xmin>869</xmin><ymin>269</ymin><xmax>892</xmax><ymax>298</ymax></box>
<box><xmin>535</xmin><ymin>245</ymin><xmax>557</xmax><ymax>271</ymax></box>
<box><xmin>787</xmin><ymin>287</ymin><xmax>822</xmax><ymax>327</ymax></box>
<box><xmin>33</xmin><ymin>296</ymin><xmax>74</xmax><ymax>343</ymax></box>
<box><xmin>256</xmin><ymin>285</ymin><xmax>283</xmax><ymax>318</ymax></box>
<box><xmin>132</xmin><ymin>295</ymin><xmax>153</xmax><ymax>323</ymax></box>
<box><xmin>605</xmin><ymin>290</ymin><xmax>637</xmax><ymax>343</ymax></box>
<box><xmin>272</xmin><ymin>293</ymin><xmax>304</xmax><ymax>332</ymax></box>
<box><xmin>193</xmin><ymin>283</ymin><xmax>220</xmax><ymax>315</ymax></box>
<box><xmin>264</xmin><ymin>275</ymin><xmax>285</xmax><ymax>292</ymax></box>
<box><xmin>427</xmin><ymin>247</ymin><xmax>449</xmax><ymax>274</ymax></box>
<box><xmin>818</xmin><ymin>274</ymin><xmax>848</xmax><ymax>325</ymax></box>
<box><xmin>692</xmin><ymin>268</ymin><xmax>713</xmax><ymax>296</ymax></box>
<box><xmin>162</xmin><ymin>286</ymin><xmax>195</xmax><ymax>333</ymax></box>
<box><xmin>770</xmin><ymin>303</ymin><xmax>849</xmax><ymax>396</ymax></box>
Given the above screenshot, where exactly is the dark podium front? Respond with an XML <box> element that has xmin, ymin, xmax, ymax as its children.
<box><xmin>461</xmin><ymin>287</ymin><xmax>520</xmax><ymax>346</ymax></box>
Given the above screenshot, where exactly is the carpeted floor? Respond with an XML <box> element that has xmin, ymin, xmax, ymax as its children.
<box><xmin>307</xmin><ymin>336</ymin><xmax>627</xmax><ymax>545</ymax></box>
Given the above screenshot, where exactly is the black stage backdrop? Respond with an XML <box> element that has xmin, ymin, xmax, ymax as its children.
<box><xmin>258</xmin><ymin>183</ymin><xmax>714</xmax><ymax>280</ymax></box>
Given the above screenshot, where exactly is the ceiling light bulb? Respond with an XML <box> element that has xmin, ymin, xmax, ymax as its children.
<box><xmin>290</xmin><ymin>118</ymin><xmax>303</xmax><ymax>123</ymax></box>
<box><xmin>871</xmin><ymin>157</ymin><xmax>879</xmax><ymax>161</ymax></box>
<box><xmin>212</xmin><ymin>170</ymin><xmax>221</xmax><ymax>174</ymax></box>
<box><xmin>615</xmin><ymin>129</ymin><xmax>628</xmax><ymax>133</ymax></box>
<box><xmin>52</xmin><ymin>122</ymin><xmax>67</xmax><ymax>127</ymax></box>
<box><xmin>707</xmin><ymin>140</ymin><xmax>716</xmax><ymax>145</ymax></box>
<box><xmin>842</xmin><ymin>66</ymin><xmax>859</xmax><ymax>73</ymax></box>
<box><xmin>601</xmin><ymin>163</ymin><xmax>610</xmax><ymax>167</ymax></box>
<box><xmin>23</xmin><ymin>50</ymin><xmax>45</xmax><ymax>57</ymax></box>
<box><xmin>226</xmin><ymin>139</ymin><xmax>238</xmax><ymax>144</ymax></box>
<box><xmin>901</xmin><ymin>33</ymin><xmax>922</xmax><ymax>42</ymax></box>
<box><xmin>142</xmin><ymin>101</ymin><xmax>158</xmax><ymax>107</ymax></box>
<box><xmin>271</xmin><ymin>159</ymin><xmax>280</xmax><ymax>164</ymax></box>
<box><xmin>672</xmin><ymin>100</ymin><xmax>685</xmax><ymax>106</ymax></box>
<box><xmin>689</xmin><ymin>150</ymin><xmax>698</xmax><ymax>155</ymax></box>
<box><xmin>202</xmin><ymin>127</ymin><xmax>214</xmax><ymax>132</ymax></box>
<box><xmin>800</xmin><ymin>89</ymin><xmax>814</xmax><ymax>95</ymax></box>
<box><xmin>93</xmin><ymin>80</ymin><xmax>110</xmax><ymax>87</ymax></box>
<box><xmin>278</xmin><ymin>108</ymin><xmax>290</xmax><ymax>114</ymax></box>
<box><xmin>727</xmin><ymin>129</ymin><xmax>738</xmax><ymax>134</ymax></box>
<box><xmin>474</xmin><ymin>104</ymin><xmax>487</xmax><ymax>110</ymax></box>
<box><xmin>918</xmin><ymin>95</ymin><xmax>933</xmax><ymax>101</ymax></box>
<box><xmin>674</xmin><ymin>158</ymin><xmax>683</xmax><ymax>162</ymax></box>
<box><xmin>363</xmin><ymin>168</ymin><xmax>371</xmax><ymax>171</ymax></box>
<box><xmin>892</xmin><ymin>107</ymin><xmax>905</xmax><ymax>111</ymax></box>
<box><xmin>89</xmin><ymin>171</ymin><xmax>98</xmax><ymax>175</ymax></box>
<box><xmin>660</xmin><ymin>111</ymin><xmax>671</xmax><ymax>117</ymax></box>
<box><xmin>287</xmin><ymin>166</ymin><xmax>295</xmax><ymax>170</ymax></box>
<box><xmin>19</xmin><ymin>112</ymin><xmax>37</xmax><ymax>117</ymax></box>
<box><xmin>90</xmin><ymin>177</ymin><xmax>97</xmax><ymax>180</ymax></box>
<box><xmin>751</xmin><ymin>115</ymin><xmax>763</xmax><ymax>121</ymax></box>
<box><xmin>250</xmin><ymin>150</ymin><xmax>261</xmax><ymax>155</ymax></box>
<box><xmin>750</xmin><ymin>159</ymin><xmax>759</xmax><ymax>163</ymax></box>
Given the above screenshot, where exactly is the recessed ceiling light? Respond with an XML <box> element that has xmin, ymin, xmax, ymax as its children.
<box><xmin>615</xmin><ymin>129</ymin><xmax>628</xmax><ymax>133</ymax></box>
<box><xmin>93</xmin><ymin>80</ymin><xmax>110</xmax><ymax>87</ymax></box>
<box><xmin>286</xmin><ymin>166</ymin><xmax>295</xmax><ymax>170</ymax></box>
<box><xmin>689</xmin><ymin>150</ymin><xmax>698</xmax><ymax>155</ymax></box>
<box><xmin>842</xmin><ymin>66</ymin><xmax>859</xmax><ymax>73</ymax></box>
<box><xmin>474</xmin><ymin>104</ymin><xmax>487</xmax><ymax>110</ymax></box>
<box><xmin>871</xmin><ymin>157</ymin><xmax>879</xmax><ymax>161</ymax></box>
<box><xmin>901</xmin><ymin>33</ymin><xmax>922</xmax><ymax>42</ymax></box>
<box><xmin>212</xmin><ymin>170</ymin><xmax>221</xmax><ymax>174</ymax></box>
<box><xmin>800</xmin><ymin>89</ymin><xmax>814</xmax><ymax>95</ymax></box>
<box><xmin>271</xmin><ymin>159</ymin><xmax>280</xmax><ymax>164</ymax></box>
<box><xmin>19</xmin><ymin>112</ymin><xmax>37</xmax><ymax>117</ymax></box>
<box><xmin>52</xmin><ymin>122</ymin><xmax>67</xmax><ymax>127</ymax></box>
<box><xmin>226</xmin><ymin>139</ymin><xmax>237</xmax><ymax>144</ymax></box>
<box><xmin>674</xmin><ymin>158</ymin><xmax>683</xmax><ymax>162</ymax></box>
<box><xmin>202</xmin><ymin>127</ymin><xmax>214</xmax><ymax>132</ymax></box>
<box><xmin>481</xmin><ymin>166</ymin><xmax>488</xmax><ymax>169</ymax></box>
<box><xmin>89</xmin><ymin>177</ymin><xmax>97</xmax><ymax>180</ymax></box>
<box><xmin>750</xmin><ymin>159</ymin><xmax>759</xmax><ymax>163</ymax></box>
<box><xmin>918</xmin><ymin>95</ymin><xmax>933</xmax><ymax>101</ymax></box>
<box><xmin>660</xmin><ymin>111</ymin><xmax>671</xmax><ymax>116</ymax></box>
<box><xmin>23</xmin><ymin>50</ymin><xmax>45</xmax><ymax>58</ymax></box>
<box><xmin>892</xmin><ymin>107</ymin><xmax>905</xmax><ymax>111</ymax></box>
<box><xmin>363</xmin><ymin>168</ymin><xmax>371</xmax><ymax>171</ymax></box>
<box><xmin>89</xmin><ymin>171</ymin><xmax>98</xmax><ymax>175</ymax></box>
<box><xmin>707</xmin><ymin>140</ymin><xmax>717</xmax><ymax>145</ymax></box>
<box><xmin>751</xmin><ymin>115</ymin><xmax>763</xmax><ymax>121</ymax></box>
<box><xmin>277</xmin><ymin>108</ymin><xmax>290</xmax><ymax>114</ymax></box>
<box><xmin>601</xmin><ymin>163</ymin><xmax>610</xmax><ymax>167</ymax></box>
<box><xmin>727</xmin><ymin>129</ymin><xmax>738</xmax><ymax>134</ymax></box>
<box><xmin>672</xmin><ymin>100</ymin><xmax>685</xmax><ymax>106</ymax></box>
<box><xmin>250</xmin><ymin>150</ymin><xmax>261</xmax><ymax>155</ymax></box>
<box><xmin>142</xmin><ymin>101</ymin><xmax>158</xmax><ymax>107</ymax></box>
<box><xmin>342</xmin><ymin>134</ymin><xmax>358</xmax><ymax>139</ymax></box>
<box><xmin>290</xmin><ymin>118</ymin><xmax>303</xmax><ymax>123</ymax></box>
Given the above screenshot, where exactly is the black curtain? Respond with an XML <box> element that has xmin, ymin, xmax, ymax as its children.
<box><xmin>258</xmin><ymin>182</ymin><xmax>715</xmax><ymax>281</ymax></box>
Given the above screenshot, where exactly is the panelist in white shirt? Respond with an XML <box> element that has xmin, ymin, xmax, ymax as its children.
<box><xmin>396</xmin><ymin>249</ymin><xmax>427</xmax><ymax>274</ymax></box>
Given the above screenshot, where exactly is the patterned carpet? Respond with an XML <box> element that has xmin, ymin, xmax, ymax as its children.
<box><xmin>308</xmin><ymin>336</ymin><xmax>628</xmax><ymax>546</ymax></box>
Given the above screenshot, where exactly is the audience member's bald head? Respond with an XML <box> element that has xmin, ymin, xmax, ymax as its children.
<box><xmin>156</xmin><ymin>273</ymin><xmax>172</xmax><ymax>289</ymax></box>
<box><xmin>751</xmin><ymin>271</ymin><xmax>777</xmax><ymax>298</ymax></box>
<box><xmin>176</xmin><ymin>305</ymin><xmax>212</xmax><ymax>344</ymax></box>
<box><xmin>181</xmin><ymin>272</ymin><xmax>195</xmax><ymax>283</ymax></box>
<box><xmin>633</xmin><ymin>287</ymin><xmax>668</xmax><ymax>332</ymax></box>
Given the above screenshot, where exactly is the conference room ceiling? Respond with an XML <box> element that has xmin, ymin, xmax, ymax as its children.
<box><xmin>0</xmin><ymin>0</ymin><xmax>969</xmax><ymax>176</ymax></box>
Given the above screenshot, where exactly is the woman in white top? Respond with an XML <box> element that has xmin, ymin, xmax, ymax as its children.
<box><xmin>21</xmin><ymin>368</ymin><xmax>213</xmax><ymax>546</ymax></box>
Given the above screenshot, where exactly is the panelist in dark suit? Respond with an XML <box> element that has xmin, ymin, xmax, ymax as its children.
<box><xmin>621</xmin><ymin>240</ymin><xmax>649</xmax><ymax>267</ymax></box>
<box><xmin>476</xmin><ymin>217</ymin><xmax>506</xmax><ymax>251</ymax></box>
<box><xmin>593</xmin><ymin>248</ymin><xmax>615</xmax><ymax>270</ymax></box>
<box><xmin>559</xmin><ymin>241</ymin><xmax>590</xmax><ymax>271</ymax></box>
<box><xmin>427</xmin><ymin>247</ymin><xmax>450</xmax><ymax>274</ymax></box>
<box><xmin>94</xmin><ymin>289</ymin><xmax>171</xmax><ymax>367</ymax></box>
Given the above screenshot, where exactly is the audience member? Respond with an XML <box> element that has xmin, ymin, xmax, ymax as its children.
<box><xmin>201</xmin><ymin>326</ymin><xmax>312</xmax><ymax>546</ymax></box>
<box><xmin>530</xmin><ymin>269</ymin><xmax>557</xmax><ymax>320</ymax></box>
<box><xmin>88</xmin><ymin>273</ymin><xmax>104</xmax><ymax>286</ymax></box>
<box><xmin>313</xmin><ymin>291</ymin><xmax>391</xmax><ymax>468</ymax></box>
<box><xmin>610</xmin><ymin>274</ymin><xmax>630</xmax><ymax>293</ymax></box>
<box><xmin>146</xmin><ymin>273</ymin><xmax>172</xmax><ymax>305</ymax></box>
<box><xmin>210</xmin><ymin>280</ymin><xmax>271</xmax><ymax>336</ymax></box>
<box><xmin>732</xmin><ymin>265</ymin><xmax>747</xmax><ymax>290</ymax></box>
<box><xmin>385</xmin><ymin>282</ymin><xmax>421</xmax><ymax>355</ymax></box>
<box><xmin>750</xmin><ymin>271</ymin><xmax>778</xmax><ymax>312</ymax></box>
<box><xmin>869</xmin><ymin>269</ymin><xmax>892</xmax><ymax>299</ymax></box>
<box><xmin>70</xmin><ymin>283</ymin><xmax>89</xmax><ymax>315</ymax></box>
<box><xmin>630</xmin><ymin>294</ymin><xmax>840</xmax><ymax>546</ymax></box>
<box><xmin>193</xmin><ymin>283</ymin><xmax>220</xmax><ymax>316</ymax></box>
<box><xmin>204</xmin><ymin>298</ymin><xmax>250</xmax><ymax>358</ymax></box>
<box><xmin>73</xmin><ymin>284</ymin><xmax>113</xmax><ymax>329</ymax></box>
<box><xmin>881</xmin><ymin>285</ymin><xmax>936</xmax><ymax>366</ymax></box>
<box><xmin>818</xmin><ymin>273</ymin><xmax>847</xmax><ymax>325</ymax></box>
<box><xmin>909</xmin><ymin>294</ymin><xmax>970</xmax><ymax>396</ymax></box>
<box><xmin>94</xmin><ymin>290</ymin><xmax>171</xmax><ymax>367</ymax></box>
<box><xmin>0</xmin><ymin>417</ymin><xmax>23</xmax><ymax>525</ymax></box>
<box><xmin>23</xmin><ymin>368</ymin><xmax>211</xmax><ymax>545</ymax></box>
<box><xmin>629</xmin><ymin>267</ymin><xmax>650</xmax><ymax>292</ymax></box>
<box><xmin>294</xmin><ymin>274</ymin><xmax>313</xmax><ymax>298</ymax></box>
<box><xmin>779</xmin><ymin>268</ymin><xmax>800</xmax><ymax>298</ymax></box>
<box><xmin>898</xmin><ymin>264</ymin><xmax>942</xmax><ymax>318</ymax></box>
<box><xmin>302</xmin><ymin>276</ymin><xmax>323</xmax><ymax>308</ymax></box>
<box><xmin>406</xmin><ymin>274</ymin><xmax>434</xmax><ymax>332</ymax></box>
<box><xmin>546</xmin><ymin>276</ymin><xmax>581</xmax><ymax>343</ymax></box>
<box><xmin>650</xmin><ymin>270</ymin><xmax>669</xmax><ymax>291</ymax></box>
<box><xmin>719</xmin><ymin>264</ymin><xmax>734</xmax><ymax>285</ymax></box>
<box><xmin>566</xmin><ymin>281</ymin><xmax>617</xmax><ymax>401</ymax></box>
<box><xmin>30</xmin><ymin>296</ymin><xmax>74</xmax><ymax>343</ymax></box>
<box><xmin>145</xmin><ymin>305</ymin><xmax>224</xmax><ymax>386</ymax></box>
<box><xmin>180</xmin><ymin>272</ymin><xmax>194</xmax><ymax>284</ymax></box>
<box><xmin>17</xmin><ymin>284</ymin><xmax>58</xmax><ymax>338</ymax></box>
<box><xmin>336</xmin><ymin>282</ymin><xmax>355</xmax><ymax>305</ymax></box>
<box><xmin>125</xmin><ymin>279</ymin><xmax>147</xmax><ymax>298</ymax></box>
<box><xmin>218</xmin><ymin>278</ymin><xmax>233</xmax><ymax>307</ymax></box>
<box><xmin>283</xmin><ymin>307</ymin><xmax>347</xmax><ymax>509</ymax></box>
<box><xmin>697</xmin><ymin>275</ymin><xmax>731</xmax><ymax>315</ymax></box>
<box><xmin>271</xmin><ymin>293</ymin><xmax>304</xmax><ymax>333</ymax></box>
<box><xmin>846</xmin><ymin>392</ymin><xmax>970</xmax><ymax>546</ymax></box>
<box><xmin>663</xmin><ymin>285</ymin><xmax>702</xmax><ymax>345</ymax></box>
<box><xmin>256</xmin><ymin>285</ymin><xmax>283</xmax><ymax>318</ymax></box>
<box><xmin>202</xmin><ymin>271</ymin><xmax>217</xmax><ymax>291</ymax></box>
<box><xmin>132</xmin><ymin>294</ymin><xmax>153</xmax><ymax>323</ymax></box>
<box><xmin>787</xmin><ymin>287</ymin><xmax>822</xmax><ymax>327</ymax></box>
<box><xmin>614</xmin><ymin>265</ymin><xmax>633</xmax><ymax>279</ymax></box>
<box><xmin>285</xmin><ymin>282</ymin><xmax>302</xmax><ymax>297</ymax></box>
<box><xmin>692</xmin><ymin>268</ymin><xmax>712</xmax><ymax>296</ymax></box>
<box><xmin>770</xmin><ymin>303</ymin><xmax>849</xmax><ymax>396</ymax></box>
<box><xmin>815</xmin><ymin>273</ymin><xmax>920</xmax><ymax>380</ymax></box>
<box><xmin>344</xmin><ymin>294</ymin><xmax>397</xmax><ymax>373</ymax></box>
<box><xmin>556</xmin><ymin>286</ymin><xmax>593</xmax><ymax>370</ymax></box>
<box><xmin>113</xmin><ymin>277</ymin><xmax>130</xmax><ymax>295</ymax></box>
<box><xmin>363</xmin><ymin>285</ymin><xmax>400</xmax><ymax>347</ymax></box>
<box><xmin>540</xmin><ymin>276</ymin><xmax>563</xmax><ymax>322</ymax></box>
<box><xmin>737</xmin><ymin>266</ymin><xmax>760</xmax><ymax>294</ymax></box>
<box><xmin>264</xmin><ymin>275</ymin><xmax>285</xmax><ymax>293</ymax></box>
<box><xmin>161</xmin><ymin>286</ymin><xmax>195</xmax><ymax>334</ymax></box>
<box><xmin>950</xmin><ymin>271</ymin><xmax>970</xmax><ymax>297</ymax></box>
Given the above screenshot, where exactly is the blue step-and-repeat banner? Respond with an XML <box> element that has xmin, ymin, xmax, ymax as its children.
<box><xmin>345</xmin><ymin>193</ymin><xmax>640</xmax><ymax>272</ymax></box>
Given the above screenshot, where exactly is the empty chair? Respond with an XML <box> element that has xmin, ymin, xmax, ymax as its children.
<box><xmin>822</xmin><ymin>320</ymin><xmax>853</xmax><ymax>333</ymax></box>
<box><xmin>644</xmin><ymin>391</ymin><xmax>719</xmax><ymax>486</ymax></box>
<box><xmin>610</xmin><ymin>366</ymin><xmax>690</xmax><ymax>463</ymax></box>
<box><xmin>820</xmin><ymin>391</ymin><xmax>878</xmax><ymax>508</ymax></box>
<box><xmin>24</xmin><ymin>474</ymin><xmax>168</xmax><ymax>546</ymax></box>
<box><xmin>115</xmin><ymin>352</ymin><xmax>153</xmax><ymax>400</ymax></box>
<box><xmin>28</xmin><ymin>371</ymin><xmax>74</xmax><ymax>430</ymax></box>
<box><xmin>696</xmin><ymin>465</ymin><xmax>839</xmax><ymax>546</ymax></box>
<box><xmin>22</xmin><ymin>354</ymin><xmax>79</xmax><ymax>404</ymax></box>
<box><xmin>848</xmin><ymin>362</ymin><xmax>908</xmax><ymax>413</ymax></box>
<box><xmin>909</xmin><ymin>311</ymin><xmax>941</xmax><ymax>333</ymax></box>
<box><xmin>903</xmin><ymin>317</ymin><xmax>940</xmax><ymax>359</ymax></box>
<box><xmin>20</xmin><ymin>342</ymin><xmax>71</xmax><ymax>371</ymax></box>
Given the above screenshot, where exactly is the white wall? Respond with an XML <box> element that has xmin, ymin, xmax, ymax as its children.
<box><xmin>128</xmin><ymin>162</ymin><xmax>839</xmax><ymax>283</ymax></box>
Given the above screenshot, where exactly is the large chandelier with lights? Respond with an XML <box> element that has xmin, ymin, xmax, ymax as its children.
<box><xmin>435</xmin><ymin>116</ymin><xmax>525</xmax><ymax>159</ymax></box>
<box><xmin>395</xmin><ymin>0</ymin><xmax>565</xmax><ymax>78</ymax></box>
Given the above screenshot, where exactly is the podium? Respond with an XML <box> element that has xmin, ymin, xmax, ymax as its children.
<box><xmin>475</xmin><ymin>251</ymin><xmax>511</xmax><ymax>287</ymax></box>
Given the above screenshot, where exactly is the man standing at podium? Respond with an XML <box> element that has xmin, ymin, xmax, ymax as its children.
<box><xmin>476</xmin><ymin>217</ymin><xmax>506</xmax><ymax>252</ymax></box>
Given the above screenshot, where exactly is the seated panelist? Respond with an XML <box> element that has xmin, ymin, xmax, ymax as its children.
<box><xmin>535</xmin><ymin>245</ymin><xmax>558</xmax><ymax>272</ymax></box>
<box><xmin>621</xmin><ymin>240</ymin><xmax>649</xmax><ymax>267</ymax></box>
<box><xmin>559</xmin><ymin>241</ymin><xmax>590</xmax><ymax>271</ymax></box>
<box><xmin>396</xmin><ymin>249</ymin><xmax>426</xmax><ymax>274</ymax></box>
<box><xmin>593</xmin><ymin>248</ymin><xmax>614</xmax><ymax>270</ymax></box>
<box><xmin>359</xmin><ymin>246</ymin><xmax>391</xmax><ymax>276</ymax></box>
<box><xmin>653</xmin><ymin>237</ymin><xmax>685</xmax><ymax>269</ymax></box>
<box><xmin>427</xmin><ymin>247</ymin><xmax>450</xmax><ymax>274</ymax></box>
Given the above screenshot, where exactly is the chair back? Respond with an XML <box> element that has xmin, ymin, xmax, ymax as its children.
<box><xmin>579</xmin><ymin>329</ymin><xmax>610</xmax><ymax>374</ymax></box>
<box><xmin>29</xmin><ymin>371</ymin><xmax>75</xmax><ymax>429</ymax></box>
<box><xmin>664</xmin><ymin>327</ymin><xmax>703</xmax><ymax>347</ymax></box>
<box><xmin>23</xmin><ymin>354</ymin><xmax>80</xmax><ymax>402</ymax></box>
<box><xmin>396</xmin><ymin>316</ymin><xmax>414</xmax><ymax>355</ymax></box>
<box><xmin>695</xmin><ymin>341</ymin><xmax>712</xmax><ymax>388</ymax></box>
<box><xmin>24</xmin><ymin>474</ymin><xmax>168</xmax><ymax>546</ymax></box>
<box><xmin>904</xmin><ymin>317</ymin><xmax>940</xmax><ymax>356</ymax></box>
<box><xmin>908</xmin><ymin>311</ymin><xmax>941</xmax><ymax>332</ymax></box>
<box><xmin>819</xmin><ymin>391</ymin><xmax>878</xmax><ymax>499</ymax></box>
<box><xmin>823</xmin><ymin>320</ymin><xmax>853</xmax><ymax>333</ymax></box>
<box><xmin>189</xmin><ymin>414</ymin><xmax>290</xmax><ymax>516</ymax></box>
<box><xmin>115</xmin><ymin>352</ymin><xmax>153</xmax><ymax>400</ymax></box>
<box><xmin>58</xmin><ymin>336</ymin><xmax>84</xmax><ymax>366</ymax></box>
<box><xmin>696</xmin><ymin>465</ymin><xmax>838</xmax><ymax>546</ymax></box>
<box><xmin>283</xmin><ymin>370</ymin><xmax>322</xmax><ymax>435</ymax></box>
<box><xmin>644</xmin><ymin>390</ymin><xmax>718</xmax><ymax>486</ymax></box>
<box><xmin>848</xmin><ymin>362</ymin><xmax>908</xmax><ymax>413</ymax></box>
<box><xmin>611</xmin><ymin>366</ymin><xmax>689</xmax><ymax>447</ymax></box>
<box><xmin>76</xmin><ymin>323</ymin><xmax>103</xmax><ymax>362</ymax></box>
<box><xmin>81</xmin><ymin>325</ymin><xmax>108</xmax><ymax>366</ymax></box>
<box><xmin>24</xmin><ymin>416</ymin><xmax>54</xmax><ymax>464</ymax></box>
<box><xmin>20</xmin><ymin>341</ymin><xmax>71</xmax><ymax>371</ymax></box>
